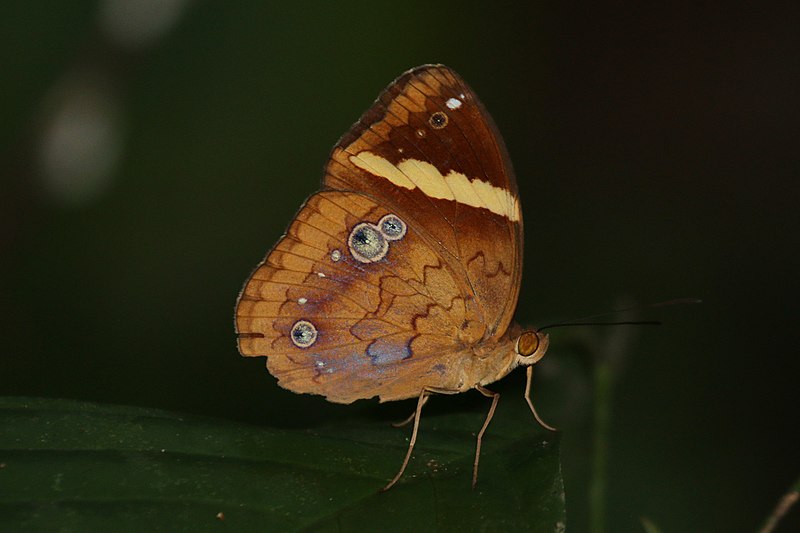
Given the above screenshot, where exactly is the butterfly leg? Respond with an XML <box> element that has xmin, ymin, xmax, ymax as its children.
<box><xmin>381</xmin><ymin>388</ymin><xmax>431</xmax><ymax>492</ymax></box>
<box><xmin>391</xmin><ymin>395</ymin><xmax>430</xmax><ymax>428</ymax></box>
<box><xmin>473</xmin><ymin>385</ymin><xmax>500</xmax><ymax>488</ymax></box>
<box><xmin>524</xmin><ymin>365</ymin><xmax>557</xmax><ymax>432</ymax></box>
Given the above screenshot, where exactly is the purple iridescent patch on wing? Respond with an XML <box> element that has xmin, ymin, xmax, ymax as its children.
<box><xmin>367</xmin><ymin>336</ymin><xmax>412</xmax><ymax>365</ymax></box>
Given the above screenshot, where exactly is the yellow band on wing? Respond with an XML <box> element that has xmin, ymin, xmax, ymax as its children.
<box><xmin>349</xmin><ymin>151</ymin><xmax>520</xmax><ymax>221</ymax></box>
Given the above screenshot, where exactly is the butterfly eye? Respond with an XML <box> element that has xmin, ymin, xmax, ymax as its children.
<box><xmin>348</xmin><ymin>223</ymin><xmax>388</xmax><ymax>263</ymax></box>
<box><xmin>516</xmin><ymin>331</ymin><xmax>540</xmax><ymax>357</ymax></box>
<box><xmin>290</xmin><ymin>320</ymin><xmax>318</xmax><ymax>348</ymax></box>
<box><xmin>516</xmin><ymin>331</ymin><xmax>549</xmax><ymax>365</ymax></box>
<box><xmin>378</xmin><ymin>214</ymin><xmax>407</xmax><ymax>241</ymax></box>
<box><xmin>429</xmin><ymin>111</ymin><xmax>448</xmax><ymax>129</ymax></box>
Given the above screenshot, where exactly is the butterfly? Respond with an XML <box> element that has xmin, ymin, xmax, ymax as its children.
<box><xmin>235</xmin><ymin>64</ymin><xmax>554</xmax><ymax>491</ymax></box>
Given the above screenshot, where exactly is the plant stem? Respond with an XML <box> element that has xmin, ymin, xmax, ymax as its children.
<box><xmin>590</xmin><ymin>359</ymin><xmax>612</xmax><ymax>533</ymax></box>
<box><xmin>588</xmin><ymin>303</ymin><xmax>635</xmax><ymax>533</ymax></box>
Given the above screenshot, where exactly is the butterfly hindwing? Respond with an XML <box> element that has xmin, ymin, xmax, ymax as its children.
<box><xmin>236</xmin><ymin>191</ymin><xmax>485</xmax><ymax>403</ymax></box>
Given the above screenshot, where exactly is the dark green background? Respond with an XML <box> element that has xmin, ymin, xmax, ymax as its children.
<box><xmin>2</xmin><ymin>2</ymin><xmax>798</xmax><ymax>531</ymax></box>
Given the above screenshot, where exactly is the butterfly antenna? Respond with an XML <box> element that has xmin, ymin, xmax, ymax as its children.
<box><xmin>536</xmin><ymin>298</ymin><xmax>701</xmax><ymax>331</ymax></box>
<box><xmin>538</xmin><ymin>320</ymin><xmax>661</xmax><ymax>331</ymax></box>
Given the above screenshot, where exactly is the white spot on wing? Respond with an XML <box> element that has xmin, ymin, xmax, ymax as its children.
<box><xmin>446</xmin><ymin>97</ymin><xmax>462</xmax><ymax>110</ymax></box>
<box><xmin>297</xmin><ymin>297</ymin><xmax>307</xmax><ymax>305</ymax></box>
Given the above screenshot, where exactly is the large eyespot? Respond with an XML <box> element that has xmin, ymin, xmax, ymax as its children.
<box><xmin>429</xmin><ymin>111</ymin><xmax>448</xmax><ymax>129</ymax></box>
<box><xmin>378</xmin><ymin>214</ymin><xmax>407</xmax><ymax>241</ymax></box>
<box><xmin>348</xmin><ymin>222</ymin><xmax>388</xmax><ymax>263</ymax></box>
<box><xmin>290</xmin><ymin>320</ymin><xmax>317</xmax><ymax>348</ymax></box>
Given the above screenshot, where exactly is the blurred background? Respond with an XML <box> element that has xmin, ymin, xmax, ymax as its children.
<box><xmin>1</xmin><ymin>1</ymin><xmax>798</xmax><ymax>531</ymax></box>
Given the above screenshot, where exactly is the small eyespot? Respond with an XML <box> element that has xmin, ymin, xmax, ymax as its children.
<box><xmin>429</xmin><ymin>111</ymin><xmax>448</xmax><ymax>129</ymax></box>
<box><xmin>290</xmin><ymin>320</ymin><xmax>317</xmax><ymax>348</ymax></box>
<box><xmin>330</xmin><ymin>249</ymin><xmax>342</xmax><ymax>262</ymax></box>
<box><xmin>348</xmin><ymin>222</ymin><xmax>388</xmax><ymax>263</ymax></box>
<box><xmin>378</xmin><ymin>214</ymin><xmax>407</xmax><ymax>241</ymax></box>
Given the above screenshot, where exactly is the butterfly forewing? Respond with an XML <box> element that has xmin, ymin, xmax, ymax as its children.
<box><xmin>325</xmin><ymin>65</ymin><xmax>522</xmax><ymax>339</ymax></box>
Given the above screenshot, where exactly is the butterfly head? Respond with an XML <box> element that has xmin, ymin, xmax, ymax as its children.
<box><xmin>514</xmin><ymin>330</ymin><xmax>549</xmax><ymax>366</ymax></box>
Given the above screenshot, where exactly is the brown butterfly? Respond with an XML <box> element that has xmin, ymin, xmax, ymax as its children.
<box><xmin>235</xmin><ymin>64</ymin><xmax>554</xmax><ymax>491</ymax></box>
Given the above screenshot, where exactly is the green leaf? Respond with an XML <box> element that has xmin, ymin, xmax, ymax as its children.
<box><xmin>0</xmin><ymin>397</ymin><xmax>565</xmax><ymax>532</ymax></box>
